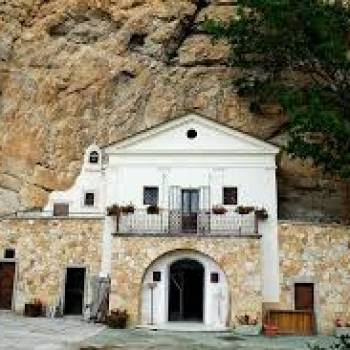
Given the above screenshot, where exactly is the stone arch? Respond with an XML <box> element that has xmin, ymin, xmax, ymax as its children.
<box><xmin>140</xmin><ymin>249</ymin><xmax>230</xmax><ymax>329</ymax></box>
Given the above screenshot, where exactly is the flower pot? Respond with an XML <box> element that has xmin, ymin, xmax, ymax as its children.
<box><xmin>147</xmin><ymin>205</ymin><xmax>160</xmax><ymax>215</ymax></box>
<box><xmin>255</xmin><ymin>209</ymin><xmax>268</xmax><ymax>220</ymax></box>
<box><xmin>263</xmin><ymin>324</ymin><xmax>278</xmax><ymax>336</ymax></box>
<box><xmin>235</xmin><ymin>324</ymin><xmax>262</xmax><ymax>336</ymax></box>
<box><xmin>212</xmin><ymin>206</ymin><xmax>227</xmax><ymax>215</ymax></box>
<box><xmin>236</xmin><ymin>206</ymin><xmax>255</xmax><ymax>215</ymax></box>
<box><xmin>24</xmin><ymin>303</ymin><xmax>43</xmax><ymax>317</ymax></box>
<box><xmin>107</xmin><ymin>309</ymin><xmax>129</xmax><ymax>329</ymax></box>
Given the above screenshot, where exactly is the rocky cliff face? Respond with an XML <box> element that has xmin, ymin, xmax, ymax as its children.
<box><xmin>0</xmin><ymin>0</ymin><xmax>348</xmax><ymax>220</ymax></box>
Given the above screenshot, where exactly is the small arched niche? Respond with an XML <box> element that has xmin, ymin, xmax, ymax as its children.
<box><xmin>84</xmin><ymin>144</ymin><xmax>102</xmax><ymax>169</ymax></box>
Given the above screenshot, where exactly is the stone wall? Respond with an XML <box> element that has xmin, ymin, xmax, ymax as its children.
<box><xmin>0</xmin><ymin>217</ymin><xmax>103</xmax><ymax>312</ymax></box>
<box><xmin>277</xmin><ymin>222</ymin><xmax>350</xmax><ymax>334</ymax></box>
<box><xmin>110</xmin><ymin>236</ymin><xmax>262</xmax><ymax>326</ymax></box>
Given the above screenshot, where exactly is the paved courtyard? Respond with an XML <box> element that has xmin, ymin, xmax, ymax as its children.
<box><xmin>0</xmin><ymin>312</ymin><xmax>335</xmax><ymax>350</ymax></box>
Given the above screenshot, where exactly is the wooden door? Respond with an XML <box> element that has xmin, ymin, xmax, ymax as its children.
<box><xmin>0</xmin><ymin>262</ymin><xmax>15</xmax><ymax>309</ymax></box>
<box><xmin>295</xmin><ymin>283</ymin><xmax>314</xmax><ymax>310</ymax></box>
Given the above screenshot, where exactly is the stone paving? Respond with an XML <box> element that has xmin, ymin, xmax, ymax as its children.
<box><xmin>80</xmin><ymin>328</ymin><xmax>335</xmax><ymax>350</ymax></box>
<box><xmin>0</xmin><ymin>311</ymin><xmax>104</xmax><ymax>350</ymax></box>
<box><xmin>0</xmin><ymin>312</ymin><xmax>336</xmax><ymax>350</ymax></box>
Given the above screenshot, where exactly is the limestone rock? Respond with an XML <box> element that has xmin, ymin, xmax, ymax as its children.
<box><xmin>178</xmin><ymin>34</ymin><xmax>229</xmax><ymax>66</ymax></box>
<box><xmin>0</xmin><ymin>0</ymin><xmax>348</xmax><ymax>219</ymax></box>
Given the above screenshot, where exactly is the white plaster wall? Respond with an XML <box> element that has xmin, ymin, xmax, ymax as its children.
<box><xmin>44</xmin><ymin>145</ymin><xmax>105</xmax><ymax>216</ymax></box>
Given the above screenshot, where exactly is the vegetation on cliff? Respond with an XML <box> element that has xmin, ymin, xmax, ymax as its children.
<box><xmin>204</xmin><ymin>0</ymin><xmax>350</xmax><ymax>178</ymax></box>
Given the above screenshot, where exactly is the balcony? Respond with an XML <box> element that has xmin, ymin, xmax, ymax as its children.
<box><xmin>113</xmin><ymin>209</ymin><xmax>260</xmax><ymax>237</ymax></box>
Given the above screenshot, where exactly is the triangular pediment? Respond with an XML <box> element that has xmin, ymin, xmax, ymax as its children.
<box><xmin>104</xmin><ymin>114</ymin><xmax>279</xmax><ymax>155</ymax></box>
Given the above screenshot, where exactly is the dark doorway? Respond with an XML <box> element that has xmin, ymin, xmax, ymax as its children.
<box><xmin>64</xmin><ymin>267</ymin><xmax>85</xmax><ymax>315</ymax></box>
<box><xmin>168</xmin><ymin>259</ymin><xmax>204</xmax><ymax>322</ymax></box>
<box><xmin>182</xmin><ymin>189</ymin><xmax>199</xmax><ymax>233</ymax></box>
<box><xmin>295</xmin><ymin>283</ymin><xmax>314</xmax><ymax>310</ymax></box>
<box><xmin>0</xmin><ymin>262</ymin><xmax>15</xmax><ymax>310</ymax></box>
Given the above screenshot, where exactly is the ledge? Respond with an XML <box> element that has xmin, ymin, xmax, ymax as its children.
<box><xmin>111</xmin><ymin>232</ymin><xmax>262</xmax><ymax>239</ymax></box>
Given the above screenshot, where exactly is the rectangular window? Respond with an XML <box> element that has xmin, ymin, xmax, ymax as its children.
<box><xmin>143</xmin><ymin>187</ymin><xmax>159</xmax><ymax>206</ymax></box>
<box><xmin>223</xmin><ymin>187</ymin><xmax>238</xmax><ymax>205</ymax></box>
<box><xmin>4</xmin><ymin>248</ymin><xmax>15</xmax><ymax>259</ymax></box>
<box><xmin>84</xmin><ymin>192</ymin><xmax>95</xmax><ymax>206</ymax></box>
<box><xmin>53</xmin><ymin>203</ymin><xmax>69</xmax><ymax>217</ymax></box>
<box><xmin>153</xmin><ymin>271</ymin><xmax>161</xmax><ymax>282</ymax></box>
<box><xmin>210</xmin><ymin>272</ymin><xmax>219</xmax><ymax>283</ymax></box>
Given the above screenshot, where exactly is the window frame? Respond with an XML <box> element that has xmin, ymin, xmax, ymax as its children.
<box><xmin>143</xmin><ymin>186</ymin><xmax>159</xmax><ymax>206</ymax></box>
<box><xmin>84</xmin><ymin>192</ymin><xmax>95</xmax><ymax>207</ymax></box>
<box><xmin>89</xmin><ymin>151</ymin><xmax>99</xmax><ymax>164</ymax></box>
<box><xmin>4</xmin><ymin>248</ymin><xmax>15</xmax><ymax>259</ymax></box>
<box><xmin>223</xmin><ymin>187</ymin><xmax>238</xmax><ymax>206</ymax></box>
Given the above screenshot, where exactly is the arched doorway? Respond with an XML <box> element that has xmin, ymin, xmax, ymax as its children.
<box><xmin>141</xmin><ymin>250</ymin><xmax>230</xmax><ymax>329</ymax></box>
<box><xmin>168</xmin><ymin>259</ymin><xmax>204</xmax><ymax>322</ymax></box>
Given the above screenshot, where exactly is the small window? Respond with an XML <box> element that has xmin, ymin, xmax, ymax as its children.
<box><xmin>4</xmin><ymin>248</ymin><xmax>15</xmax><ymax>259</ymax></box>
<box><xmin>143</xmin><ymin>187</ymin><xmax>159</xmax><ymax>206</ymax></box>
<box><xmin>84</xmin><ymin>192</ymin><xmax>95</xmax><ymax>206</ymax></box>
<box><xmin>153</xmin><ymin>271</ymin><xmax>161</xmax><ymax>282</ymax></box>
<box><xmin>89</xmin><ymin>151</ymin><xmax>99</xmax><ymax>164</ymax></box>
<box><xmin>223</xmin><ymin>187</ymin><xmax>238</xmax><ymax>205</ymax></box>
<box><xmin>53</xmin><ymin>203</ymin><xmax>69</xmax><ymax>216</ymax></box>
<box><xmin>187</xmin><ymin>129</ymin><xmax>197</xmax><ymax>139</ymax></box>
<box><xmin>210</xmin><ymin>272</ymin><xmax>219</xmax><ymax>283</ymax></box>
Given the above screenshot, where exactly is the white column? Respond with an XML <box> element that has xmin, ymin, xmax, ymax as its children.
<box><xmin>261</xmin><ymin>166</ymin><xmax>280</xmax><ymax>302</ymax></box>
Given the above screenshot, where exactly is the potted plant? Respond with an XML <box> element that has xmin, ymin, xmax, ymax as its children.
<box><xmin>106</xmin><ymin>309</ymin><xmax>129</xmax><ymax>329</ymax></box>
<box><xmin>147</xmin><ymin>205</ymin><xmax>160</xmax><ymax>215</ymax></box>
<box><xmin>120</xmin><ymin>203</ymin><xmax>135</xmax><ymax>214</ymax></box>
<box><xmin>234</xmin><ymin>314</ymin><xmax>261</xmax><ymax>335</ymax></box>
<box><xmin>212</xmin><ymin>205</ymin><xmax>227</xmax><ymax>215</ymax></box>
<box><xmin>236</xmin><ymin>206</ymin><xmax>255</xmax><ymax>215</ymax></box>
<box><xmin>255</xmin><ymin>208</ymin><xmax>268</xmax><ymax>220</ymax></box>
<box><xmin>263</xmin><ymin>322</ymin><xmax>278</xmax><ymax>336</ymax></box>
<box><xmin>24</xmin><ymin>298</ymin><xmax>44</xmax><ymax>317</ymax></box>
<box><xmin>107</xmin><ymin>204</ymin><xmax>121</xmax><ymax>216</ymax></box>
<box><xmin>334</xmin><ymin>319</ymin><xmax>350</xmax><ymax>337</ymax></box>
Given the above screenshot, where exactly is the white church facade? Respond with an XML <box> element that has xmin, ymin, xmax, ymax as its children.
<box><xmin>1</xmin><ymin>113</ymin><xmax>349</xmax><ymax>334</ymax></box>
<box><xmin>43</xmin><ymin>113</ymin><xmax>279</xmax><ymax>329</ymax></box>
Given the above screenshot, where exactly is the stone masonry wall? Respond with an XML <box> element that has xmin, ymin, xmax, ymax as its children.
<box><xmin>110</xmin><ymin>236</ymin><xmax>262</xmax><ymax>326</ymax></box>
<box><xmin>0</xmin><ymin>218</ymin><xmax>103</xmax><ymax>312</ymax></box>
<box><xmin>278</xmin><ymin>222</ymin><xmax>350</xmax><ymax>334</ymax></box>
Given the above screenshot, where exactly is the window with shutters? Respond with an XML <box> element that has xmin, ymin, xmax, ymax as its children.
<box><xmin>223</xmin><ymin>187</ymin><xmax>238</xmax><ymax>205</ymax></box>
<box><xmin>143</xmin><ymin>187</ymin><xmax>159</xmax><ymax>206</ymax></box>
<box><xmin>53</xmin><ymin>203</ymin><xmax>69</xmax><ymax>217</ymax></box>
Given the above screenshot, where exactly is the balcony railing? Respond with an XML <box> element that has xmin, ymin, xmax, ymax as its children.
<box><xmin>115</xmin><ymin>209</ymin><xmax>259</xmax><ymax>237</ymax></box>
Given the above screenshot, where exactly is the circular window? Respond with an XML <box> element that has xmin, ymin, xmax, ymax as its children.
<box><xmin>187</xmin><ymin>129</ymin><xmax>197</xmax><ymax>139</ymax></box>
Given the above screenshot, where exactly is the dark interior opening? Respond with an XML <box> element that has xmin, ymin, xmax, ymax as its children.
<box><xmin>64</xmin><ymin>267</ymin><xmax>85</xmax><ymax>315</ymax></box>
<box><xmin>168</xmin><ymin>258</ymin><xmax>204</xmax><ymax>322</ymax></box>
